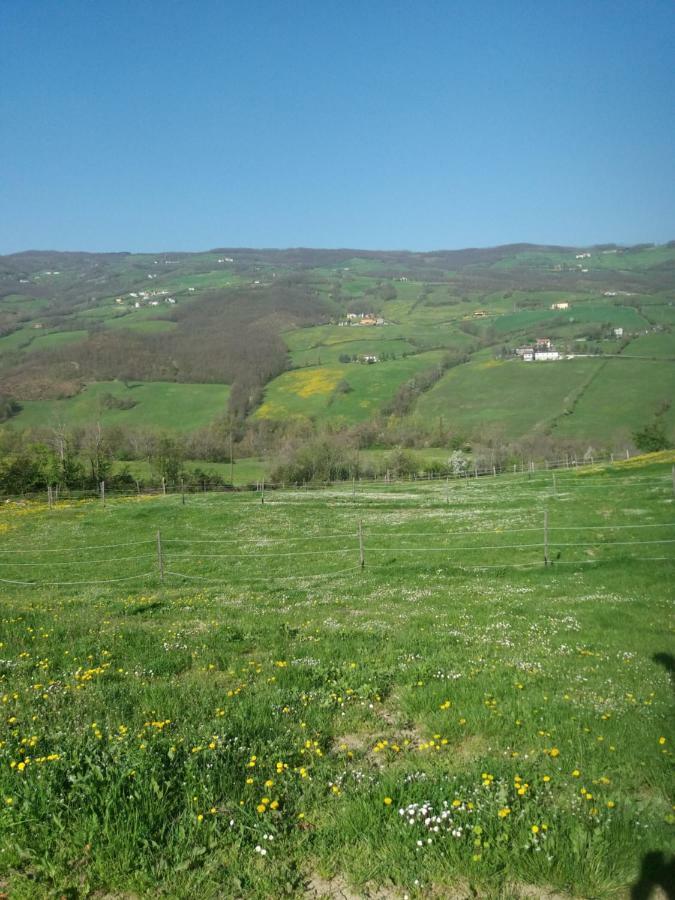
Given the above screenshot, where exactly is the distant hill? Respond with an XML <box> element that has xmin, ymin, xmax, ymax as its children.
<box><xmin>1</xmin><ymin>242</ymin><xmax>673</xmax><ymax>450</ymax></box>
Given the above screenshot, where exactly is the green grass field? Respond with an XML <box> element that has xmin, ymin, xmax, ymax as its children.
<box><xmin>552</xmin><ymin>359</ymin><xmax>675</xmax><ymax>444</ymax></box>
<box><xmin>11</xmin><ymin>381</ymin><xmax>230</xmax><ymax>432</ymax></box>
<box><xmin>28</xmin><ymin>329</ymin><xmax>90</xmax><ymax>352</ymax></box>
<box><xmin>255</xmin><ymin>352</ymin><xmax>445</xmax><ymax>424</ymax></box>
<box><xmin>416</xmin><ymin>358</ymin><xmax>606</xmax><ymax>442</ymax></box>
<box><xmin>0</xmin><ymin>455</ymin><xmax>672</xmax><ymax>898</ymax></box>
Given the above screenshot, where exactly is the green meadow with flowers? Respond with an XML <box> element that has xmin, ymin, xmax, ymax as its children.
<box><xmin>0</xmin><ymin>455</ymin><xmax>673</xmax><ymax>898</ymax></box>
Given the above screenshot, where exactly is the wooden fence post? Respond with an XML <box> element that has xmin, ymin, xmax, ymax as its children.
<box><xmin>162</xmin><ymin>477</ymin><xmax>166</xmax><ymax>496</ymax></box>
<box><xmin>181</xmin><ymin>478</ymin><xmax>185</xmax><ymax>505</ymax></box>
<box><xmin>543</xmin><ymin>509</ymin><xmax>549</xmax><ymax>567</ymax></box>
<box><xmin>552</xmin><ymin>473</ymin><xmax>557</xmax><ymax>498</ymax></box>
<box><xmin>445</xmin><ymin>477</ymin><xmax>449</xmax><ymax>505</ymax></box>
<box><xmin>261</xmin><ymin>477</ymin><xmax>265</xmax><ymax>504</ymax></box>
<box><xmin>101</xmin><ymin>481</ymin><xmax>105</xmax><ymax>508</ymax></box>
<box><xmin>358</xmin><ymin>521</ymin><xmax>365</xmax><ymax>569</ymax></box>
<box><xmin>156</xmin><ymin>530</ymin><xmax>164</xmax><ymax>582</ymax></box>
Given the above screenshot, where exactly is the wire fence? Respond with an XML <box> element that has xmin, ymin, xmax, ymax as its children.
<box><xmin>2</xmin><ymin>448</ymin><xmax>667</xmax><ymax>505</ymax></box>
<box><xmin>1</xmin><ymin>514</ymin><xmax>672</xmax><ymax>588</ymax></box>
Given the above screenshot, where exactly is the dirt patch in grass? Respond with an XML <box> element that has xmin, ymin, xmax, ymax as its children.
<box><xmin>304</xmin><ymin>873</ymin><xmax>399</xmax><ymax>899</ymax></box>
<box><xmin>450</xmin><ymin>733</ymin><xmax>490</xmax><ymax>764</ymax></box>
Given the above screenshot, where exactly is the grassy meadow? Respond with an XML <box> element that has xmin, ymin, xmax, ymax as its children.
<box><xmin>12</xmin><ymin>382</ymin><xmax>231</xmax><ymax>432</ymax></box>
<box><xmin>0</xmin><ymin>455</ymin><xmax>672</xmax><ymax>897</ymax></box>
<box><xmin>255</xmin><ymin>352</ymin><xmax>445</xmax><ymax>423</ymax></box>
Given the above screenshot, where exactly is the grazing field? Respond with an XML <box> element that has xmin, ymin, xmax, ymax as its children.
<box><xmin>552</xmin><ymin>359</ymin><xmax>675</xmax><ymax>444</ymax></box>
<box><xmin>10</xmin><ymin>381</ymin><xmax>230</xmax><ymax>432</ymax></box>
<box><xmin>255</xmin><ymin>352</ymin><xmax>445</xmax><ymax>423</ymax></box>
<box><xmin>0</xmin><ymin>454</ymin><xmax>673</xmax><ymax>898</ymax></box>
<box><xmin>416</xmin><ymin>358</ymin><xmax>604</xmax><ymax>441</ymax></box>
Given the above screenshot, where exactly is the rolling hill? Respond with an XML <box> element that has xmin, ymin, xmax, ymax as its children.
<box><xmin>1</xmin><ymin>243</ymin><xmax>673</xmax><ymax>457</ymax></box>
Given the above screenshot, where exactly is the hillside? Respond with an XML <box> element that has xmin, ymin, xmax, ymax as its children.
<box><xmin>1</xmin><ymin>243</ymin><xmax>674</xmax><ymax>454</ymax></box>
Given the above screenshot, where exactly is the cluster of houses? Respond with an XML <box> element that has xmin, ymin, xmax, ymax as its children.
<box><xmin>515</xmin><ymin>338</ymin><xmax>561</xmax><ymax>362</ymax></box>
<box><xmin>339</xmin><ymin>312</ymin><xmax>385</xmax><ymax>327</ymax></box>
<box><xmin>115</xmin><ymin>290</ymin><xmax>176</xmax><ymax>310</ymax></box>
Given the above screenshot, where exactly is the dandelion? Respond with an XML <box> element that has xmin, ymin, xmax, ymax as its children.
<box><xmin>384</xmin><ymin>797</ymin><xmax>393</xmax><ymax>805</ymax></box>
<box><xmin>531</xmin><ymin>824</ymin><xmax>540</xmax><ymax>834</ymax></box>
<box><xmin>659</xmin><ymin>737</ymin><xmax>666</xmax><ymax>745</ymax></box>
<box><xmin>571</xmin><ymin>769</ymin><xmax>580</xmax><ymax>777</ymax></box>
<box><xmin>498</xmin><ymin>807</ymin><xmax>511</xmax><ymax>818</ymax></box>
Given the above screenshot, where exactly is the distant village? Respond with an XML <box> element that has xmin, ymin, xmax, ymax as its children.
<box><xmin>338</xmin><ymin>312</ymin><xmax>386</xmax><ymax>327</ymax></box>
<box><xmin>114</xmin><ymin>289</ymin><xmax>179</xmax><ymax>309</ymax></box>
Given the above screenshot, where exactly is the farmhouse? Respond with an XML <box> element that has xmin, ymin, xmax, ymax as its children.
<box><xmin>360</xmin><ymin>354</ymin><xmax>379</xmax><ymax>363</ymax></box>
<box><xmin>614</xmin><ymin>327</ymin><xmax>624</xmax><ymax>337</ymax></box>
<box><xmin>473</xmin><ymin>309</ymin><xmax>488</xmax><ymax>318</ymax></box>
<box><xmin>519</xmin><ymin>338</ymin><xmax>561</xmax><ymax>361</ymax></box>
<box><xmin>551</xmin><ymin>301</ymin><xmax>569</xmax><ymax>310</ymax></box>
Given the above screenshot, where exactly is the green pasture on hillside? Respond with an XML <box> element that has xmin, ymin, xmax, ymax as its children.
<box><xmin>9</xmin><ymin>381</ymin><xmax>230</xmax><ymax>432</ymax></box>
<box><xmin>0</xmin><ymin>456</ymin><xmax>672</xmax><ymax>897</ymax></box>
<box><xmin>0</xmin><ymin>328</ymin><xmax>39</xmax><ymax>353</ymax></box>
<box><xmin>625</xmin><ymin>332</ymin><xmax>675</xmax><ymax>358</ymax></box>
<box><xmin>28</xmin><ymin>329</ymin><xmax>90</xmax><ymax>351</ymax></box>
<box><xmin>484</xmin><ymin>304</ymin><xmax>650</xmax><ymax>338</ymax></box>
<box><xmin>552</xmin><ymin>358</ymin><xmax>675</xmax><ymax>443</ymax></box>
<box><xmin>255</xmin><ymin>352</ymin><xmax>445</xmax><ymax>423</ymax></box>
<box><xmin>416</xmin><ymin>358</ymin><xmax>604</xmax><ymax>441</ymax></box>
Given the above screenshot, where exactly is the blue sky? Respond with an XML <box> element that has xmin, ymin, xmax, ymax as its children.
<box><xmin>1</xmin><ymin>0</ymin><xmax>673</xmax><ymax>252</ymax></box>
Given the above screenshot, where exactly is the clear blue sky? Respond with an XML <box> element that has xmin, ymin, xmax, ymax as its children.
<box><xmin>1</xmin><ymin>0</ymin><xmax>673</xmax><ymax>253</ymax></box>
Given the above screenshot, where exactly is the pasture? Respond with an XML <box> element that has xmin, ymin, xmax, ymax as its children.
<box><xmin>255</xmin><ymin>352</ymin><xmax>445</xmax><ymax>423</ymax></box>
<box><xmin>10</xmin><ymin>381</ymin><xmax>231</xmax><ymax>432</ymax></box>
<box><xmin>0</xmin><ymin>455</ymin><xmax>672</xmax><ymax>897</ymax></box>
